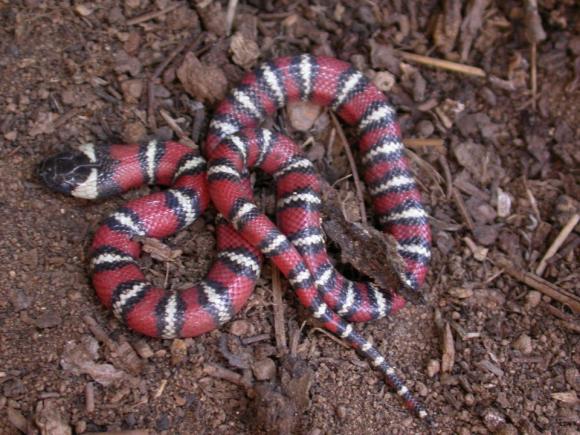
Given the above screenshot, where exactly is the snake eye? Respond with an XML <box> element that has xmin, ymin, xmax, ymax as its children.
<box><xmin>38</xmin><ymin>151</ymin><xmax>94</xmax><ymax>194</ymax></box>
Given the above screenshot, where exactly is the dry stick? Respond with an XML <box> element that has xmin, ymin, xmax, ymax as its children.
<box><xmin>451</xmin><ymin>187</ymin><xmax>475</xmax><ymax>231</ymax></box>
<box><xmin>272</xmin><ymin>267</ymin><xmax>288</xmax><ymax>353</ymax></box>
<box><xmin>438</xmin><ymin>154</ymin><xmax>454</xmax><ymax>199</ymax></box>
<box><xmin>82</xmin><ymin>315</ymin><xmax>117</xmax><ymax>352</ymax></box>
<box><xmin>530</xmin><ymin>43</ymin><xmax>538</xmax><ymax>111</ymax></box>
<box><xmin>85</xmin><ymin>430</ymin><xmax>150</xmax><ymax>435</ymax></box>
<box><xmin>494</xmin><ymin>256</ymin><xmax>580</xmax><ymax>313</ymax></box>
<box><xmin>203</xmin><ymin>363</ymin><xmax>252</xmax><ymax>388</ymax></box>
<box><xmin>159</xmin><ymin>109</ymin><xmax>197</xmax><ymax>149</ymax></box>
<box><xmin>399</xmin><ymin>52</ymin><xmax>486</xmax><ymax>78</ymax></box>
<box><xmin>403</xmin><ymin>138</ymin><xmax>445</xmax><ymax>148</ymax></box>
<box><xmin>148</xmin><ymin>35</ymin><xmax>197</xmax><ymax>130</ymax></box>
<box><xmin>329</xmin><ymin>112</ymin><xmax>367</xmax><ymax>224</ymax></box>
<box><xmin>536</xmin><ymin>213</ymin><xmax>580</xmax><ymax>276</ymax></box>
<box><xmin>225</xmin><ymin>0</ymin><xmax>239</xmax><ymax>36</ymax></box>
<box><xmin>126</xmin><ymin>3</ymin><xmax>182</xmax><ymax>26</ymax></box>
<box><xmin>85</xmin><ymin>382</ymin><xmax>95</xmax><ymax>413</ymax></box>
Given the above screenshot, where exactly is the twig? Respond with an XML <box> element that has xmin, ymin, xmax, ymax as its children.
<box><xmin>329</xmin><ymin>112</ymin><xmax>367</xmax><ymax>223</ymax></box>
<box><xmin>543</xmin><ymin>304</ymin><xmax>580</xmax><ymax>334</ymax></box>
<box><xmin>225</xmin><ymin>0</ymin><xmax>239</xmax><ymax>36</ymax></box>
<box><xmin>126</xmin><ymin>3</ymin><xmax>182</xmax><ymax>26</ymax></box>
<box><xmin>523</xmin><ymin>179</ymin><xmax>541</xmax><ymax>223</ymax></box>
<box><xmin>438</xmin><ymin>155</ymin><xmax>453</xmax><ymax>199</ymax></box>
<box><xmin>494</xmin><ymin>256</ymin><xmax>580</xmax><ymax>313</ymax></box>
<box><xmin>159</xmin><ymin>109</ymin><xmax>197</xmax><ymax>148</ymax></box>
<box><xmin>240</xmin><ymin>333</ymin><xmax>271</xmax><ymax>345</ymax></box>
<box><xmin>547</xmin><ymin>235</ymin><xmax>580</xmax><ymax>265</ymax></box>
<box><xmin>523</xmin><ymin>0</ymin><xmax>546</xmax><ymax>112</ymax></box>
<box><xmin>203</xmin><ymin>363</ymin><xmax>252</xmax><ymax>388</ymax></box>
<box><xmin>272</xmin><ymin>267</ymin><xmax>288</xmax><ymax>353</ymax></box>
<box><xmin>399</xmin><ymin>51</ymin><xmax>486</xmax><ymax>78</ymax></box>
<box><xmin>152</xmin><ymin>379</ymin><xmax>168</xmax><ymax>399</ymax></box>
<box><xmin>530</xmin><ymin>43</ymin><xmax>538</xmax><ymax>111</ymax></box>
<box><xmin>451</xmin><ymin>187</ymin><xmax>475</xmax><ymax>231</ymax></box>
<box><xmin>85</xmin><ymin>382</ymin><xmax>95</xmax><ymax>413</ymax></box>
<box><xmin>403</xmin><ymin>138</ymin><xmax>445</xmax><ymax>148</ymax></box>
<box><xmin>311</xmin><ymin>327</ymin><xmax>350</xmax><ymax>349</ymax></box>
<box><xmin>536</xmin><ymin>213</ymin><xmax>579</xmax><ymax>276</ymax></box>
<box><xmin>82</xmin><ymin>315</ymin><xmax>117</xmax><ymax>352</ymax></box>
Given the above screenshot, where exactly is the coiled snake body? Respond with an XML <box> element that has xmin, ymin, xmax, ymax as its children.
<box><xmin>40</xmin><ymin>55</ymin><xmax>432</xmax><ymax>422</ymax></box>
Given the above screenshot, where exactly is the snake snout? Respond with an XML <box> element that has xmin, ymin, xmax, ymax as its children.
<box><xmin>38</xmin><ymin>151</ymin><xmax>93</xmax><ymax>194</ymax></box>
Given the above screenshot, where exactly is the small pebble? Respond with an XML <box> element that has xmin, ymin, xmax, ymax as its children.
<box><xmin>170</xmin><ymin>339</ymin><xmax>188</xmax><ymax>366</ymax></box>
<box><xmin>336</xmin><ymin>404</ymin><xmax>347</xmax><ymax>421</ymax></box>
<box><xmin>287</xmin><ymin>101</ymin><xmax>322</xmax><ymax>131</ymax></box>
<box><xmin>426</xmin><ymin>359</ymin><xmax>440</xmax><ymax>377</ymax></box>
<box><xmin>252</xmin><ymin>358</ymin><xmax>276</xmax><ymax>381</ymax></box>
<box><xmin>482</xmin><ymin>408</ymin><xmax>506</xmax><ymax>432</ymax></box>
<box><xmin>416</xmin><ymin>119</ymin><xmax>434</xmax><ymax>137</ymax></box>
<box><xmin>524</xmin><ymin>291</ymin><xmax>542</xmax><ymax>310</ymax></box>
<box><xmin>513</xmin><ymin>334</ymin><xmax>533</xmax><ymax>354</ymax></box>
<box><xmin>229</xmin><ymin>320</ymin><xmax>251</xmax><ymax>336</ymax></box>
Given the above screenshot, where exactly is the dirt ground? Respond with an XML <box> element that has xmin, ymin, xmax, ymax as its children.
<box><xmin>0</xmin><ymin>1</ymin><xmax>579</xmax><ymax>434</ymax></box>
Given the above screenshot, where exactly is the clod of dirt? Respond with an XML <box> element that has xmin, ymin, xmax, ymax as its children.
<box><xmin>34</xmin><ymin>400</ymin><xmax>72</xmax><ymax>435</ymax></box>
<box><xmin>252</xmin><ymin>358</ymin><xmax>277</xmax><ymax>381</ymax></box>
<box><xmin>513</xmin><ymin>334</ymin><xmax>533</xmax><ymax>355</ymax></box>
<box><xmin>177</xmin><ymin>53</ymin><xmax>228</xmax><ymax>104</ymax></box>
<box><xmin>248</xmin><ymin>356</ymin><xmax>313</xmax><ymax>435</ymax></box>
<box><xmin>170</xmin><ymin>339</ymin><xmax>188</xmax><ymax>366</ymax></box>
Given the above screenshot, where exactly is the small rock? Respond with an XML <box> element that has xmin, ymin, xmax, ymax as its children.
<box><xmin>496</xmin><ymin>188</ymin><xmax>512</xmax><ymax>218</ymax></box>
<box><xmin>4</xmin><ymin>131</ymin><xmax>17</xmax><ymax>141</ymax></box>
<box><xmin>426</xmin><ymin>359</ymin><xmax>440</xmax><ymax>377</ymax></box>
<box><xmin>513</xmin><ymin>334</ymin><xmax>533</xmax><ymax>354</ymax></box>
<box><xmin>448</xmin><ymin>287</ymin><xmax>473</xmax><ymax>299</ymax></box>
<box><xmin>481</xmin><ymin>407</ymin><xmax>505</xmax><ymax>432</ymax></box>
<box><xmin>120</xmin><ymin>79</ymin><xmax>143</xmax><ymax>104</ymax></box>
<box><xmin>170</xmin><ymin>339</ymin><xmax>188</xmax><ymax>366</ymax></box>
<box><xmin>252</xmin><ymin>358</ymin><xmax>277</xmax><ymax>381</ymax></box>
<box><xmin>416</xmin><ymin>119</ymin><xmax>434</xmax><ymax>137</ymax></box>
<box><xmin>229</xmin><ymin>320</ymin><xmax>251</xmax><ymax>336</ymax></box>
<box><xmin>524</xmin><ymin>291</ymin><xmax>542</xmax><ymax>310</ymax></box>
<box><xmin>132</xmin><ymin>339</ymin><xmax>154</xmax><ymax>359</ymax></box>
<box><xmin>335</xmin><ymin>404</ymin><xmax>347</xmax><ymax>421</ymax></box>
<box><xmin>287</xmin><ymin>101</ymin><xmax>322</xmax><ymax>132</ymax></box>
<box><xmin>464</xmin><ymin>393</ymin><xmax>475</xmax><ymax>406</ymax></box>
<box><xmin>230</xmin><ymin>32</ymin><xmax>260</xmax><ymax>70</ymax></box>
<box><xmin>33</xmin><ymin>310</ymin><xmax>62</xmax><ymax>329</ymax></box>
<box><xmin>122</xmin><ymin>121</ymin><xmax>146</xmax><ymax>144</ymax></box>
<box><xmin>473</xmin><ymin>225</ymin><xmax>499</xmax><ymax>246</ymax></box>
<box><xmin>74</xmin><ymin>4</ymin><xmax>94</xmax><ymax>16</ymax></box>
<box><xmin>497</xmin><ymin>424</ymin><xmax>518</xmax><ymax>435</ymax></box>
<box><xmin>371</xmin><ymin>71</ymin><xmax>395</xmax><ymax>92</ymax></box>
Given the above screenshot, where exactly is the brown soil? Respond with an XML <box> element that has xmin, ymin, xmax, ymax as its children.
<box><xmin>0</xmin><ymin>1</ymin><xmax>578</xmax><ymax>434</ymax></box>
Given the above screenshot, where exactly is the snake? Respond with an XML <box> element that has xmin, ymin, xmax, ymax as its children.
<box><xmin>39</xmin><ymin>54</ymin><xmax>432</xmax><ymax>422</ymax></box>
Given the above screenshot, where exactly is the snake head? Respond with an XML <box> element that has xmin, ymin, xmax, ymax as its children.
<box><xmin>38</xmin><ymin>149</ymin><xmax>97</xmax><ymax>196</ymax></box>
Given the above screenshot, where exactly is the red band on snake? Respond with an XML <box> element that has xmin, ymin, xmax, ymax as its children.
<box><xmin>39</xmin><ymin>54</ymin><xmax>432</xmax><ymax>422</ymax></box>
